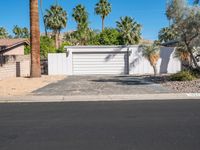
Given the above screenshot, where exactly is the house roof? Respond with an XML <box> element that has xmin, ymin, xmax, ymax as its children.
<box><xmin>0</xmin><ymin>38</ymin><xmax>29</xmax><ymax>53</ymax></box>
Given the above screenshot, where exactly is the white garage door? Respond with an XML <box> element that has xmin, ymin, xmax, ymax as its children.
<box><xmin>72</xmin><ymin>52</ymin><xmax>128</xmax><ymax>75</ymax></box>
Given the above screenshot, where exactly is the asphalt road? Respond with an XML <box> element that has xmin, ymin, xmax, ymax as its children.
<box><xmin>0</xmin><ymin>100</ymin><xmax>200</xmax><ymax>150</ymax></box>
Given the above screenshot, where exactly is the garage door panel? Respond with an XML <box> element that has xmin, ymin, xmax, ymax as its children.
<box><xmin>73</xmin><ymin>54</ymin><xmax>124</xmax><ymax>58</ymax></box>
<box><xmin>73</xmin><ymin>58</ymin><xmax>125</xmax><ymax>61</ymax></box>
<box><xmin>74</xmin><ymin>71</ymin><xmax>125</xmax><ymax>75</ymax></box>
<box><xmin>73</xmin><ymin>67</ymin><xmax>125</xmax><ymax>71</ymax></box>
<box><xmin>73</xmin><ymin>62</ymin><xmax>125</xmax><ymax>65</ymax></box>
<box><xmin>72</xmin><ymin>52</ymin><xmax>127</xmax><ymax>75</ymax></box>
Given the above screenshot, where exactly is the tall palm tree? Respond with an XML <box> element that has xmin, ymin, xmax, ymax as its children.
<box><xmin>44</xmin><ymin>5</ymin><xmax>67</xmax><ymax>49</ymax></box>
<box><xmin>95</xmin><ymin>0</ymin><xmax>111</xmax><ymax>31</ymax></box>
<box><xmin>116</xmin><ymin>16</ymin><xmax>142</xmax><ymax>45</ymax></box>
<box><xmin>140</xmin><ymin>44</ymin><xmax>160</xmax><ymax>76</ymax></box>
<box><xmin>72</xmin><ymin>4</ymin><xmax>89</xmax><ymax>45</ymax></box>
<box><xmin>30</xmin><ymin>0</ymin><xmax>41</xmax><ymax>77</ymax></box>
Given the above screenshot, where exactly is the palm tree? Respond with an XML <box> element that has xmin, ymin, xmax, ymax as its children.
<box><xmin>116</xmin><ymin>16</ymin><xmax>142</xmax><ymax>45</ymax></box>
<box><xmin>13</xmin><ymin>25</ymin><xmax>30</xmax><ymax>38</ymax></box>
<box><xmin>13</xmin><ymin>25</ymin><xmax>22</xmax><ymax>38</ymax></box>
<box><xmin>140</xmin><ymin>44</ymin><xmax>160</xmax><ymax>76</ymax></box>
<box><xmin>13</xmin><ymin>25</ymin><xmax>29</xmax><ymax>38</ymax></box>
<box><xmin>30</xmin><ymin>0</ymin><xmax>41</xmax><ymax>77</ymax></box>
<box><xmin>0</xmin><ymin>27</ymin><xmax>8</xmax><ymax>39</ymax></box>
<box><xmin>158</xmin><ymin>26</ymin><xmax>178</xmax><ymax>43</ymax></box>
<box><xmin>44</xmin><ymin>5</ymin><xmax>67</xmax><ymax>49</ymax></box>
<box><xmin>95</xmin><ymin>0</ymin><xmax>111</xmax><ymax>31</ymax></box>
<box><xmin>72</xmin><ymin>4</ymin><xmax>89</xmax><ymax>45</ymax></box>
<box><xmin>72</xmin><ymin>5</ymin><xmax>88</xmax><ymax>25</ymax></box>
<box><xmin>22</xmin><ymin>27</ymin><xmax>30</xmax><ymax>38</ymax></box>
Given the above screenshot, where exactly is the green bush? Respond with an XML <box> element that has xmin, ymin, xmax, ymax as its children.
<box><xmin>190</xmin><ymin>69</ymin><xmax>200</xmax><ymax>78</ymax></box>
<box><xmin>56</xmin><ymin>41</ymin><xmax>71</xmax><ymax>53</ymax></box>
<box><xmin>24</xmin><ymin>45</ymin><xmax>30</xmax><ymax>55</ymax></box>
<box><xmin>170</xmin><ymin>70</ymin><xmax>196</xmax><ymax>81</ymax></box>
<box><xmin>40</xmin><ymin>36</ymin><xmax>56</xmax><ymax>59</ymax></box>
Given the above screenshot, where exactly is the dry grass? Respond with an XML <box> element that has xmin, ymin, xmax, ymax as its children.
<box><xmin>0</xmin><ymin>75</ymin><xmax>66</xmax><ymax>96</ymax></box>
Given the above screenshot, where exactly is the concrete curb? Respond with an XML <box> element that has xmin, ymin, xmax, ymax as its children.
<box><xmin>0</xmin><ymin>93</ymin><xmax>199</xmax><ymax>103</ymax></box>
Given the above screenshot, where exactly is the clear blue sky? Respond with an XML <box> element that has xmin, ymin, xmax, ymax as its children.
<box><xmin>0</xmin><ymin>0</ymin><xmax>170</xmax><ymax>40</ymax></box>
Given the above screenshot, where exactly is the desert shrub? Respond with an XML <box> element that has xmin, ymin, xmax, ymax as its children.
<box><xmin>190</xmin><ymin>69</ymin><xmax>200</xmax><ymax>78</ymax></box>
<box><xmin>170</xmin><ymin>70</ymin><xmax>196</xmax><ymax>81</ymax></box>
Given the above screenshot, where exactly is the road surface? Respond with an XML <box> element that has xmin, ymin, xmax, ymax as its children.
<box><xmin>0</xmin><ymin>100</ymin><xmax>200</xmax><ymax>150</ymax></box>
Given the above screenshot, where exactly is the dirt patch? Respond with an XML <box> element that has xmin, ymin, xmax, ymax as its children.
<box><xmin>0</xmin><ymin>76</ymin><xmax>66</xmax><ymax>96</ymax></box>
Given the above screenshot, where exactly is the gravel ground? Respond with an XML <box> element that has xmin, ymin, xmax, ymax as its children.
<box><xmin>162</xmin><ymin>80</ymin><xmax>200</xmax><ymax>93</ymax></box>
<box><xmin>144</xmin><ymin>75</ymin><xmax>200</xmax><ymax>93</ymax></box>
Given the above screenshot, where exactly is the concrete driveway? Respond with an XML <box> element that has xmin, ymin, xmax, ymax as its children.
<box><xmin>33</xmin><ymin>76</ymin><xmax>172</xmax><ymax>96</ymax></box>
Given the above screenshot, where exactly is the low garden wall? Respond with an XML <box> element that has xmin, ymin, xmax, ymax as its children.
<box><xmin>0</xmin><ymin>55</ymin><xmax>30</xmax><ymax>79</ymax></box>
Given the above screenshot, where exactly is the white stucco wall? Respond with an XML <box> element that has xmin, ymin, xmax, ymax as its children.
<box><xmin>128</xmin><ymin>46</ymin><xmax>181</xmax><ymax>75</ymax></box>
<box><xmin>48</xmin><ymin>46</ymin><xmax>181</xmax><ymax>75</ymax></box>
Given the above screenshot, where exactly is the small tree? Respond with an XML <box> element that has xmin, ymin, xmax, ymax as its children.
<box><xmin>175</xmin><ymin>10</ymin><xmax>200</xmax><ymax>70</ymax></box>
<box><xmin>166</xmin><ymin>0</ymin><xmax>200</xmax><ymax>70</ymax></box>
<box><xmin>166</xmin><ymin>0</ymin><xmax>187</xmax><ymax>24</ymax></box>
<box><xmin>98</xmin><ymin>28</ymin><xmax>121</xmax><ymax>45</ymax></box>
<box><xmin>140</xmin><ymin>44</ymin><xmax>160</xmax><ymax>76</ymax></box>
<box><xmin>40</xmin><ymin>36</ymin><xmax>56</xmax><ymax>59</ymax></box>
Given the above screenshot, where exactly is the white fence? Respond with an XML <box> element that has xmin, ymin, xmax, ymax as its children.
<box><xmin>48</xmin><ymin>53</ymin><xmax>67</xmax><ymax>75</ymax></box>
<box><xmin>48</xmin><ymin>46</ymin><xmax>181</xmax><ymax>75</ymax></box>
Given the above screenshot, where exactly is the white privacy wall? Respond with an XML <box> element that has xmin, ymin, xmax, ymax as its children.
<box><xmin>48</xmin><ymin>46</ymin><xmax>181</xmax><ymax>75</ymax></box>
<box><xmin>128</xmin><ymin>46</ymin><xmax>181</xmax><ymax>75</ymax></box>
<box><xmin>48</xmin><ymin>53</ymin><xmax>67</xmax><ymax>75</ymax></box>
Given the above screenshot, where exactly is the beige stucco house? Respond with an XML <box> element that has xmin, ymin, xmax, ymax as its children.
<box><xmin>0</xmin><ymin>38</ymin><xmax>29</xmax><ymax>55</ymax></box>
<box><xmin>0</xmin><ymin>39</ymin><xmax>30</xmax><ymax>79</ymax></box>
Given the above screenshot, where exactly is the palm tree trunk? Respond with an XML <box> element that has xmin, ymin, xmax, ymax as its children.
<box><xmin>58</xmin><ymin>30</ymin><xmax>61</xmax><ymax>48</ymax></box>
<box><xmin>153</xmin><ymin>65</ymin><xmax>157</xmax><ymax>76</ymax></box>
<box><xmin>55</xmin><ymin>31</ymin><xmax>59</xmax><ymax>49</ymax></box>
<box><xmin>30</xmin><ymin>0</ymin><xmax>41</xmax><ymax>78</ymax></box>
<box><xmin>40</xmin><ymin>0</ymin><xmax>47</xmax><ymax>36</ymax></box>
<box><xmin>102</xmin><ymin>17</ymin><xmax>105</xmax><ymax>32</ymax></box>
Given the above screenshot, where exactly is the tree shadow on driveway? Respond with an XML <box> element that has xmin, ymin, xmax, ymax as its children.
<box><xmin>89</xmin><ymin>75</ymin><xmax>154</xmax><ymax>86</ymax></box>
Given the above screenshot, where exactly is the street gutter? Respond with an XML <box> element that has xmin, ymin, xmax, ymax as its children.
<box><xmin>0</xmin><ymin>93</ymin><xmax>199</xmax><ymax>103</ymax></box>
